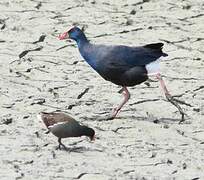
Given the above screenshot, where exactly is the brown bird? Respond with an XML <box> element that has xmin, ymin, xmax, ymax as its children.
<box><xmin>38</xmin><ymin>111</ymin><xmax>95</xmax><ymax>150</ymax></box>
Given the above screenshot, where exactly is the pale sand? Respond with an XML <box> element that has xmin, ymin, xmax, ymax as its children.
<box><xmin>0</xmin><ymin>0</ymin><xmax>204</xmax><ymax>179</ymax></box>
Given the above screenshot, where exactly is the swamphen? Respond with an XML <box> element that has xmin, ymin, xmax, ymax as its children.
<box><xmin>38</xmin><ymin>111</ymin><xmax>95</xmax><ymax>150</ymax></box>
<box><xmin>59</xmin><ymin>26</ymin><xmax>185</xmax><ymax>122</ymax></box>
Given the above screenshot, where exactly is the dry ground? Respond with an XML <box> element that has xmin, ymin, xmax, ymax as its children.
<box><xmin>0</xmin><ymin>0</ymin><xmax>204</xmax><ymax>179</ymax></box>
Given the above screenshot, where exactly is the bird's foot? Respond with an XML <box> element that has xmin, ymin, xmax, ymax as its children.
<box><xmin>106</xmin><ymin>107</ymin><xmax>120</xmax><ymax>120</ymax></box>
<box><xmin>165</xmin><ymin>94</ymin><xmax>186</xmax><ymax>124</ymax></box>
<box><xmin>179</xmin><ymin>113</ymin><xmax>185</xmax><ymax>124</ymax></box>
<box><xmin>56</xmin><ymin>145</ymin><xmax>61</xmax><ymax>150</ymax></box>
<box><xmin>106</xmin><ymin>115</ymin><xmax>115</xmax><ymax>120</ymax></box>
<box><xmin>56</xmin><ymin>143</ymin><xmax>69</xmax><ymax>151</ymax></box>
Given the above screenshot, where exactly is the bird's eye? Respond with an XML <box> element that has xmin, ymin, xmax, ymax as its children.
<box><xmin>68</xmin><ymin>28</ymin><xmax>75</xmax><ymax>34</ymax></box>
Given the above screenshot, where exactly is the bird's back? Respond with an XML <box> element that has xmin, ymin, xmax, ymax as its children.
<box><xmin>80</xmin><ymin>42</ymin><xmax>167</xmax><ymax>86</ymax></box>
<box><xmin>40</xmin><ymin>112</ymin><xmax>77</xmax><ymax>128</ymax></box>
<box><xmin>93</xmin><ymin>43</ymin><xmax>167</xmax><ymax>66</ymax></box>
<box><xmin>39</xmin><ymin>112</ymin><xmax>84</xmax><ymax>138</ymax></box>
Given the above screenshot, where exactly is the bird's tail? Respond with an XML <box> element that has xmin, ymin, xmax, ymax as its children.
<box><xmin>144</xmin><ymin>43</ymin><xmax>168</xmax><ymax>57</ymax></box>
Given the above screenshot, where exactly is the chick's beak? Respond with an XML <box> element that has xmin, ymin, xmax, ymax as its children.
<box><xmin>90</xmin><ymin>135</ymin><xmax>95</xmax><ymax>142</ymax></box>
<box><xmin>58</xmin><ymin>32</ymin><xmax>68</xmax><ymax>40</ymax></box>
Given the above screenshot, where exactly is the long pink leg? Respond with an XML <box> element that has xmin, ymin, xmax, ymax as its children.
<box><xmin>156</xmin><ymin>73</ymin><xmax>185</xmax><ymax>123</ymax></box>
<box><xmin>108</xmin><ymin>87</ymin><xmax>130</xmax><ymax>120</ymax></box>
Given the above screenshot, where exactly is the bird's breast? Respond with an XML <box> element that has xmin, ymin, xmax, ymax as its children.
<box><xmin>79</xmin><ymin>48</ymin><xmax>98</xmax><ymax>71</ymax></box>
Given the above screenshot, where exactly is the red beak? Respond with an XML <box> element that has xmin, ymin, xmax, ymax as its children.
<box><xmin>58</xmin><ymin>32</ymin><xmax>68</xmax><ymax>40</ymax></box>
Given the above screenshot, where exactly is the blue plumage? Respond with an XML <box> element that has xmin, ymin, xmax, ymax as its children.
<box><xmin>66</xmin><ymin>26</ymin><xmax>167</xmax><ymax>86</ymax></box>
<box><xmin>59</xmin><ymin>26</ymin><xmax>187</xmax><ymax>121</ymax></box>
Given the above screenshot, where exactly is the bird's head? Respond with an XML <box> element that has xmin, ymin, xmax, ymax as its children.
<box><xmin>81</xmin><ymin>126</ymin><xmax>95</xmax><ymax>141</ymax></box>
<box><xmin>59</xmin><ymin>26</ymin><xmax>85</xmax><ymax>41</ymax></box>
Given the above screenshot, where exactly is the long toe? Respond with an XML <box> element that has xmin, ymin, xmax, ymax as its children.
<box><xmin>56</xmin><ymin>143</ymin><xmax>68</xmax><ymax>151</ymax></box>
<box><xmin>106</xmin><ymin>115</ymin><xmax>115</xmax><ymax>120</ymax></box>
<box><xmin>179</xmin><ymin>113</ymin><xmax>185</xmax><ymax>124</ymax></box>
<box><xmin>106</xmin><ymin>108</ymin><xmax>119</xmax><ymax>120</ymax></box>
<box><xmin>165</xmin><ymin>94</ymin><xmax>186</xmax><ymax>123</ymax></box>
<box><xmin>61</xmin><ymin>144</ymin><xmax>67</xmax><ymax>150</ymax></box>
<box><xmin>56</xmin><ymin>144</ymin><xmax>61</xmax><ymax>150</ymax></box>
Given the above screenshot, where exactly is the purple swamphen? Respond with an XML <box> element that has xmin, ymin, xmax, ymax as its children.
<box><xmin>59</xmin><ymin>26</ymin><xmax>185</xmax><ymax>122</ymax></box>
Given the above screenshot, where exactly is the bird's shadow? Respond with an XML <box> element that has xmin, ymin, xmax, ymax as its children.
<box><xmin>56</xmin><ymin>146</ymin><xmax>103</xmax><ymax>153</ymax></box>
<box><xmin>57</xmin><ymin>146</ymin><xmax>85</xmax><ymax>153</ymax></box>
<box><xmin>119</xmin><ymin>115</ymin><xmax>191</xmax><ymax>124</ymax></box>
<box><xmin>94</xmin><ymin>113</ymin><xmax>191</xmax><ymax>124</ymax></box>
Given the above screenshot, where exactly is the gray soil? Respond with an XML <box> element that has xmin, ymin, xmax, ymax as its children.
<box><xmin>0</xmin><ymin>0</ymin><xmax>204</xmax><ymax>179</ymax></box>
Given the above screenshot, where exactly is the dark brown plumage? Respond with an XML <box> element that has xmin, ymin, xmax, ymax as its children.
<box><xmin>38</xmin><ymin>111</ymin><xmax>95</xmax><ymax>150</ymax></box>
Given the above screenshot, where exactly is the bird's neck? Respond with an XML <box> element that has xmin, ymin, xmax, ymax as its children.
<box><xmin>76</xmin><ymin>36</ymin><xmax>97</xmax><ymax>70</ymax></box>
<box><xmin>79</xmin><ymin>126</ymin><xmax>92</xmax><ymax>137</ymax></box>
<box><xmin>76</xmin><ymin>35</ymin><xmax>89</xmax><ymax>49</ymax></box>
